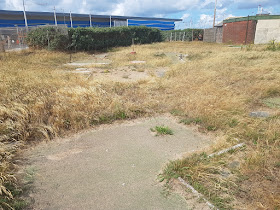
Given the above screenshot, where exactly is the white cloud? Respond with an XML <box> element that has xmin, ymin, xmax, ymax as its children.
<box><xmin>3</xmin><ymin>0</ymin><xmax>199</xmax><ymax>17</ymax></box>
<box><xmin>198</xmin><ymin>8</ymin><xmax>234</xmax><ymax>28</ymax></box>
<box><xmin>181</xmin><ymin>13</ymin><xmax>190</xmax><ymax>20</ymax></box>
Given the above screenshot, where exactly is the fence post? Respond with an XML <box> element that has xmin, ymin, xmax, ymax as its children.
<box><xmin>0</xmin><ymin>35</ymin><xmax>5</xmax><ymax>52</ymax></box>
<box><xmin>175</xmin><ymin>32</ymin><xmax>176</xmax><ymax>41</ymax></box>
<box><xmin>192</xmin><ymin>29</ymin><xmax>194</xmax><ymax>41</ymax></box>
<box><xmin>170</xmin><ymin>32</ymin><xmax>172</xmax><ymax>42</ymax></box>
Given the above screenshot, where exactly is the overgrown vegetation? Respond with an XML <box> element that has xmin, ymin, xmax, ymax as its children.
<box><xmin>266</xmin><ymin>39</ymin><xmax>280</xmax><ymax>51</ymax></box>
<box><xmin>1</xmin><ymin>42</ymin><xmax>280</xmax><ymax>209</ymax></box>
<box><xmin>27</xmin><ymin>26</ymin><xmax>162</xmax><ymax>51</ymax></box>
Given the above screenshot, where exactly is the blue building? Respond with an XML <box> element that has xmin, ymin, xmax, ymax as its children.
<box><xmin>0</xmin><ymin>10</ymin><xmax>181</xmax><ymax>31</ymax></box>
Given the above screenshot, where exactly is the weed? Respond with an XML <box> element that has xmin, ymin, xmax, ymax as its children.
<box><xmin>180</xmin><ymin>117</ymin><xmax>202</xmax><ymax>125</ymax></box>
<box><xmin>265</xmin><ymin>88</ymin><xmax>280</xmax><ymax>97</ymax></box>
<box><xmin>206</xmin><ymin>125</ymin><xmax>217</xmax><ymax>131</ymax></box>
<box><xmin>154</xmin><ymin>52</ymin><xmax>166</xmax><ymax>58</ymax></box>
<box><xmin>170</xmin><ymin>109</ymin><xmax>184</xmax><ymax>116</ymax></box>
<box><xmin>266</xmin><ymin>39</ymin><xmax>280</xmax><ymax>51</ymax></box>
<box><xmin>151</xmin><ymin>126</ymin><xmax>174</xmax><ymax>136</ymax></box>
<box><xmin>228</xmin><ymin>119</ymin><xmax>239</xmax><ymax>128</ymax></box>
<box><xmin>274</xmin><ymin>162</ymin><xmax>280</xmax><ymax>168</ymax></box>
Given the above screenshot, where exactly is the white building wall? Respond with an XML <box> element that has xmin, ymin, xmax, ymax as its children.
<box><xmin>254</xmin><ymin>19</ymin><xmax>280</xmax><ymax>44</ymax></box>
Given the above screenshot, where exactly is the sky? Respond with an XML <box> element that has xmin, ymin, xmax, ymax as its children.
<box><xmin>0</xmin><ymin>0</ymin><xmax>280</xmax><ymax>29</ymax></box>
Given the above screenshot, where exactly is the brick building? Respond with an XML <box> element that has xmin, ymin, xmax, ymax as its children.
<box><xmin>222</xmin><ymin>15</ymin><xmax>280</xmax><ymax>44</ymax></box>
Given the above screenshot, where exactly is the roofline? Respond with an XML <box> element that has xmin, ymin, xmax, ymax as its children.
<box><xmin>0</xmin><ymin>10</ymin><xmax>182</xmax><ymax>22</ymax></box>
<box><xmin>223</xmin><ymin>15</ymin><xmax>280</xmax><ymax>23</ymax></box>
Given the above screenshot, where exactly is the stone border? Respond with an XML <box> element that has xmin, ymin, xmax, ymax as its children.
<box><xmin>208</xmin><ymin>143</ymin><xmax>245</xmax><ymax>158</ymax></box>
<box><xmin>177</xmin><ymin>177</ymin><xmax>217</xmax><ymax>209</ymax></box>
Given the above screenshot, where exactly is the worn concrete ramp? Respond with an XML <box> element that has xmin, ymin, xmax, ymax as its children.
<box><xmin>25</xmin><ymin>116</ymin><xmax>211</xmax><ymax>210</ymax></box>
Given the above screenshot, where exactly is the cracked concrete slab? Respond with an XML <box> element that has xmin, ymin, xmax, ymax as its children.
<box><xmin>24</xmin><ymin>116</ymin><xmax>211</xmax><ymax>210</ymax></box>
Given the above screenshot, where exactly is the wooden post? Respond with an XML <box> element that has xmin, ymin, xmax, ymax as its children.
<box><xmin>192</xmin><ymin>29</ymin><xmax>194</xmax><ymax>41</ymax></box>
<box><xmin>0</xmin><ymin>35</ymin><xmax>5</xmax><ymax>52</ymax></box>
<box><xmin>170</xmin><ymin>32</ymin><xmax>172</xmax><ymax>42</ymax></box>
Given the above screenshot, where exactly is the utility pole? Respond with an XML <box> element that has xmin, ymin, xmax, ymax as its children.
<box><xmin>89</xmin><ymin>14</ymin><xmax>92</xmax><ymax>27</ymax></box>
<box><xmin>70</xmin><ymin>11</ymin><xmax>73</xmax><ymax>28</ymax></box>
<box><xmin>63</xmin><ymin>9</ymin><xmax>66</xmax><ymax>25</ymax></box>
<box><xmin>110</xmin><ymin>15</ymin><xmax>112</xmax><ymax>28</ymax></box>
<box><xmin>22</xmin><ymin>0</ymin><xmax>28</xmax><ymax>31</ymax></box>
<box><xmin>213</xmin><ymin>0</ymin><xmax>217</xmax><ymax>28</ymax></box>
<box><xmin>54</xmin><ymin>6</ymin><xmax>57</xmax><ymax>26</ymax></box>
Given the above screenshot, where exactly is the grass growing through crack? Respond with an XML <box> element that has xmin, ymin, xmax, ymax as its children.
<box><xmin>151</xmin><ymin>126</ymin><xmax>174</xmax><ymax>136</ymax></box>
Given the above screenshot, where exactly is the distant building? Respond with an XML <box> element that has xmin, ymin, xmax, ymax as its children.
<box><xmin>0</xmin><ymin>10</ymin><xmax>181</xmax><ymax>31</ymax></box>
<box><xmin>223</xmin><ymin>15</ymin><xmax>280</xmax><ymax>44</ymax></box>
<box><xmin>204</xmin><ymin>15</ymin><xmax>280</xmax><ymax>44</ymax></box>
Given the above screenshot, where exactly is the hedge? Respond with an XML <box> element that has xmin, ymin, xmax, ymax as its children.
<box><xmin>27</xmin><ymin>26</ymin><xmax>163</xmax><ymax>51</ymax></box>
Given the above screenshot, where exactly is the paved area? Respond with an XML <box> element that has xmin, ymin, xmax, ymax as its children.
<box><xmin>24</xmin><ymin>116</ymin><xmax>211</xmax><ymax>210</ymax></box>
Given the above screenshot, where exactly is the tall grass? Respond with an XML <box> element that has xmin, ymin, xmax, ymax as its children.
<box><xmin>1</xmin><ymin>42</ymin><xmax>280</xmax><ymax>209</ymax></box>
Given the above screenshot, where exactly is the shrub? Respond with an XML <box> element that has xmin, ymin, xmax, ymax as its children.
<box><xmin>26</xmin><ymin>26</ymin><xmax>69</xmax><ymax>50</ymax></box>
<box><xmin>27</xmin><ymin>26</ymin><xmax>163</xmax><ymax>51</ymax></box>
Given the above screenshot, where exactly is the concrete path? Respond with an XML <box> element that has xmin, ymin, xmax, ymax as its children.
<box><xmin>25</xmin><ymin>116</ymin><xmax>211</xmax><ymax>210</ymax></box>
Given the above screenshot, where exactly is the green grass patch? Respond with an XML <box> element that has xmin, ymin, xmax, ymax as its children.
<box><xmin>151</xmin><ymin>126</ymin><xmax>174</xmax><ymax>136</ymax></box>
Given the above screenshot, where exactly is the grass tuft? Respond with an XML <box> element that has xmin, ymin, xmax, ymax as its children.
<box><xmin>151</xmin><ymin>126</ymin><xmax>174</xmax><ymax>136</ymax></box>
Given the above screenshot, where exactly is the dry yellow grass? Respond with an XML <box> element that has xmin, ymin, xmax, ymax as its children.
<box><xmin>0</xmin><ymin>42</ymin><xmax>280</xmax><ymax>209</ymax></box>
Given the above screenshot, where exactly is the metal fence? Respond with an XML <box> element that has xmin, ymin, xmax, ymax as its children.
<box><xmin>0</xmin><ymin>25</ymin><xmax>68</xmax><ymax>52</ymax></box>
<box><xmin>163</xmin><ymin>30</ymin><xmax>203</xmax><ymax>42</ymax></box>
<box><xmin>0</xmin><ymin>27</ymin><xmax>29</xmax><ymax>51</ymax></box>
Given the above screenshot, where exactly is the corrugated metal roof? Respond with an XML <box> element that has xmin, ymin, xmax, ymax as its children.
<box><xmin>0</xmin><ymin>10</ymin><xmax>182</xmax><ymax>22</ymax></box>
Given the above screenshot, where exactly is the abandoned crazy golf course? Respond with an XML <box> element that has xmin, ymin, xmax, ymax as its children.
<box><xmin>1</xmin><ymin>31</ymin><xmax>280</xmax><ymax>210</ymax></box>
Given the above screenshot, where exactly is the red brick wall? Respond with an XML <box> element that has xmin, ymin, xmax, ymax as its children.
<box><xmin>222</xmin><ymin>20</ymin><xmax>256</xmax><ymax>44</ymax></box>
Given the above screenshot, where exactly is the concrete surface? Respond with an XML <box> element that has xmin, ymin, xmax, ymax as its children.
<box><xmin>24</xmin><ymin>116</ymin><xmax>211</xmax><ymax>210</ymax></box>
<box><xmin>255</xmin><ymin>19</ymin><xmax>280</xmax><ymax>44</ymax></box>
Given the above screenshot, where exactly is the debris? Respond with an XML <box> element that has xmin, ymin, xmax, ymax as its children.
<box><xmin>249</xmin><ymin>111</ymin><xmax>270</xmax><ymax>118</ymax></box>
<box><xmin>220</xmin><ymin>169</ymin><xmax>231</xmax><ymax>178</ymax></box>
<box><xmin>208</xmin><ymin>143</ymin><xmax>245</xmax><ymax>158</ymax></box>
<box><xmin>130</xmin><ymin>60</ymin><xmax>146</xmax><ymax>64</ymax></box>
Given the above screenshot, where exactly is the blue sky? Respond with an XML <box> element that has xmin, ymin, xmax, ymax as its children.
<box><xmin>0</xmin><ymin>0</ymin><xmax>280</xmax><ymax>28</ymax></box>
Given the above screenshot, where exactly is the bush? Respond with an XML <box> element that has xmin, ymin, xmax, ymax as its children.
<box><xmin>26</xmin><ymin>26</ymin><xmax>69</xmax><ymax>50</ymax></box>
<box><xmin>27</xmin><ymin>26</ymin><xmax>163</xmax><ymax>51</ymax></box>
